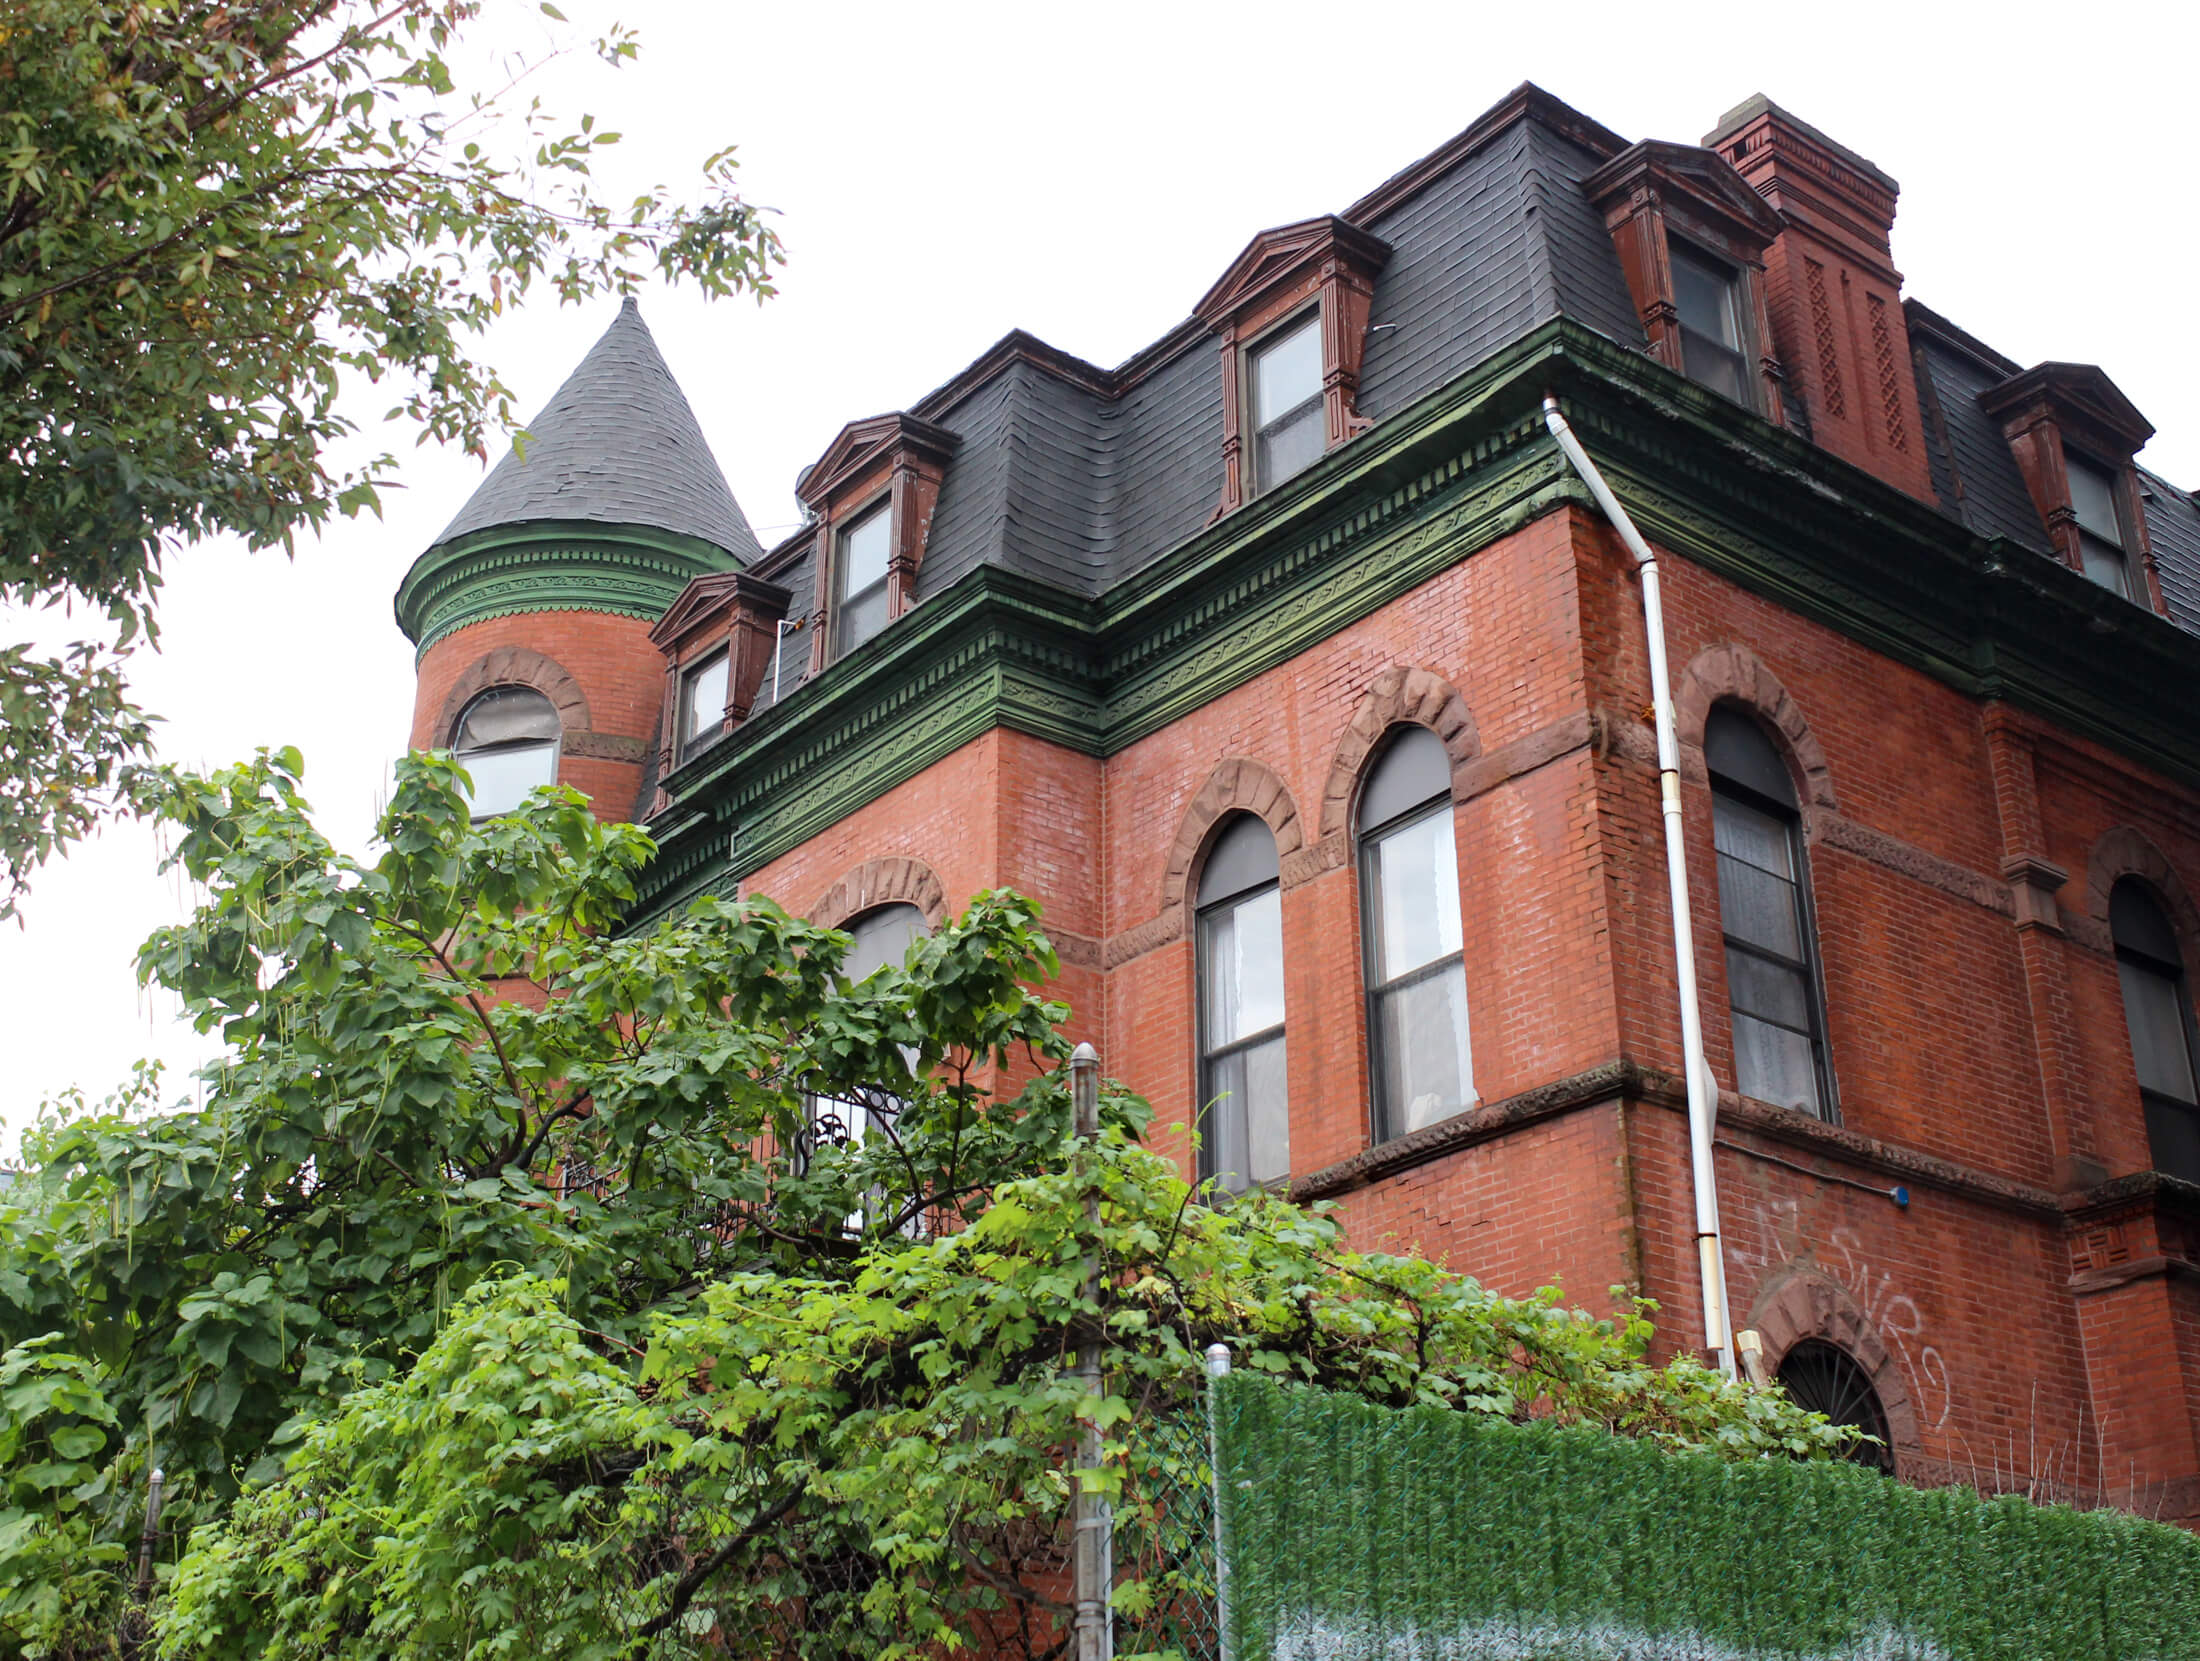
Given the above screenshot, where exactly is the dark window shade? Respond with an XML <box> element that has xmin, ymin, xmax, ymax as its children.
<box><xmin>1199</xmin><ymin>813</ymin><xmax>1281</xmax><ymax>909</ymax></box>
<box><xmin>1359</xmin><ymin>724</ymin><xmax>1450</xmax><ymax>831</ymax></box>
<box><xmin>1705</xmin><ymin>708</ymin><xmax>1795</xmax><ymax>806</ymax></box>
<box><xmin>2112</xmin><ymin>880</ymin><xmax>2182</xmax><ymax>968</ymax></box>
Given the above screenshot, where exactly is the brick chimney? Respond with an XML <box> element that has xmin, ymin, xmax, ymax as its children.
<box><xmin>1706</xmin><ymin>97</ymin><xmax>1934</xmax><ymax>502</ymax></box>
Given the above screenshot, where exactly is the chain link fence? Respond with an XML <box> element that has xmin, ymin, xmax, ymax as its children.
<box><xmin>1115</xmin><ymin>1403</ymin><xmax>1223</xmax><ymax>1661</ymax></box>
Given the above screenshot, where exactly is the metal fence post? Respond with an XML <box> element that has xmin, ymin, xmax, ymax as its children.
<box><xmin>1204</xmin><ymin>1343</ymin><xmax>1233</xmax><ymax>1661</ymax></box>
<box><xmin>1070</xmin><ymin>1042</ymin><xmax>1113</xmax><ymax>1661</ymax></box>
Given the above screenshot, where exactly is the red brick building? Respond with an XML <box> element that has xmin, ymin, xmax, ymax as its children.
<box><xmin>397</xmin><ymin>88</ymin><xmax>2200</xmax><ymax>1514</ymax></box>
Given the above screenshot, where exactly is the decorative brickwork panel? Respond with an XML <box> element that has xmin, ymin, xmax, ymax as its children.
<box><xmin>1805</xmin><ymin>257</ymin><xmax>1845</xmax><ymax>419</ymax></box>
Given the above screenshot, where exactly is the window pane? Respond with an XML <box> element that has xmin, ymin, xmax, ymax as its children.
<box><xmin>1198</xmin><ymin>814</ymin><xmax>1280</xmax><ymax>908</ymax></box>
<box><xmin>840</xmin><ymin>505</ymin><xmax>892</xmax><ymax>596</ymax></box>
<box><xmin>837</xmin><ymin>579</ymin><xmax>890</xmax><ymax>654</ymax></box>
<box><xmin>1671</xmin><ymin>249</ymin><xmax>1738</xmax><ymax>347</ymax></box>
<box><xmin>1713</xmin><ymin>793</ymin><xmax>1793</xmax><ymax>876</ymax></box>
<box><xmin>455</xmin><ymin>687</ymin><xmax>558</xmax><ymax>749</ymax></box>
<box><xmin>1681</xmin><ymin>332</ymin><xmax>1750</xmax><ymax>404</ymax></box>
<box><xmin>1716</xmin><ymin>847</ymin><xmax>1804</xmax><ymax>961</ymax></box>
<box><xmin>2121</xmin><ymin>958</ymin><xmax>2200</xmax><ymax>1104</ymax></box>
<box><xmin>1360</xmin><ymin>725</ymin><xmax>1450</xmax><ymax>831</ymax></box>
<box><xmin>848</xmin><ymin>904</ymin><xmax>927</xmax><ymax>980</ymax></box>
<box><xmin>2080</xmin><ymin>535</ymin><xmax>2131</xmax><ymax>598</ymax></box>
<box><xmin>2144</xmin><ymin>1099</ymin><xmax>2200</xmax><ymax>1185</ymax></box>
<box><xmin>1706</xmin><ymin>709</ymin><xmax>1796</xmax><ymax>807</ymax></box>
<box><xmin>681</xmin><ymin>653</ymin><xmax>730</xmax><ymax>746</ymax></box>
<box><xmin>1376</xmin><ymin>960</ymin><xmax>1472</xmax><ymax>1134</ymax></box>
<box><xmin>1733</xmin><ymin>1011</ymin><xmax>1820</xmax><ymax>1113</ymax></box>
<box><xmin>460</xmin><ymin>741</ymin><xmax>557</xmax><ymax>817</ymax></box>
<box><xmin>2066</xmin><ymin>456</ymin><xmax>2123</xmax><ymax>545</ymax></box>
<box><xmin>1206</xmin><ymin>1032</ymin><xmax>1289</xmax><ymax>1194</ymax></box>
<box><xmin>1252</xmin><ymin>315</ymin><xmax>1322</xmax><ymax>428</ymax></box>
<box><xmin>1727</xmin><ymin>945</ymin><xmax>1812</xmax><ymax>1032</ymax></box>
<box><xmin>1202</xmin><ymin>887</ymin><xmax>1284</xmax><ymax>1047</ymax></box>
<box><xmin>1256</xmin><ymin>402</ymin><xmax>1326</xmax><ymax>490</ymax></box>
<box><xmin>1373</xmin><ymin>808</ymin><xmax>1463</xmax><ymax>980</ymax></box>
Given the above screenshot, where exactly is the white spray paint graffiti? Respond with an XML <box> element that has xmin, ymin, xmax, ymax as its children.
<box><xmin>1728</xmin><ymin>1200</ymin><xmax>1953</xmax><ymax>1432</ymax></box>
<box><xmin>1271</xmin><ymin>1613</ymin><xmax>1953</xmax><ymax>1661</ymax></box>
<box><xmin>1829</xmin><ymin>1226</ymin><xmax>1953</xmax><ymax>1433</ymax></box>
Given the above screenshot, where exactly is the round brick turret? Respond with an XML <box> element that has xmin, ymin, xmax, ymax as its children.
<box><xmin>394</xmin><ymin>299</ymin><xmax>760</xmax><ymax>822</ymax></box>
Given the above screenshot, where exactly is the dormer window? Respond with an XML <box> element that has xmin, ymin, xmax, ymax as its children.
<box><xmin>678</xmin><ymin>649</ymin><xmax>730</xmax><ymax>761</ymax></box>
<box><xmin>1195</xmin><ymin>215</ymin><xmax>1391</xmax><ymax>520</ymax></box>
<box><xmin>1249</xmin><ymin>311</ymin><xmax>1325</xmax><ymax>493</ymax></box>
<box><xmin>2066</xmin><ymin>451</ymin><xmax>2132</xmax><ymax>599</ymax></box>
<box><xmin>1670</xmin><ymin>244</ymin><xmax>1749</xmax><ymax>405</ymax></box>
<box><xmin>795</xmin><ymin>413</ymin><xmax>960</xmax><ymax>678</ymax></box>
<box><xmin>834</xmin><ymin>499</ymin><xmax>893</xmax><ymax>656</ymax></box>
<box><xmin>1979</xmin><ymin>361</ymin><xmax>2158</xmax><ymax>613</ymax></box>
<box><xmin>1586</xmin><ymin>140</ymin><xmax>1785</xmax><ymax>423</ymax></box>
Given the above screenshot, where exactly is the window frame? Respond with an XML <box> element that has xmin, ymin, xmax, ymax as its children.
<box><xmin>1707</xmin><ymin>718</ymin><xmax>1836</xmax><ymax>1121</ymax></box>
<box><xmin>448</xmin><ymin>685</ymin><xmax>563</xmax><ymax>822</ymax></box>
<box><xmin>1667</xmin><ymin>238</ymin><xmax>1756</xmax><ymax>411</ymax></box>
<box><xmin>830</xmin><ymin>494</ymin><xmax>895</xmax><ymax>661</ymax></box>
<box><xmin>2063</xmin><ymin>445</ymin><xmax>2135</xmax><ymax>600</ymax></box>
<box><xmin>676</xmin><ymin>647</ymin><xmax>730</xmax><ymax>764</ymax></box>
<box><xmin>1194</xmin><ymin>815</ymin><xmax>1289</xmax><ymax>1194</ymax></box>
<box><xmin>1355</xmin><ymin>728</ymin><xmax>1473</xmax><ymax>1145</ymax></box>
<box><xmin>1241</xmin><ymin>303</ymin><xmax>1327</xmax><ymax>497</ymax></box>
<box><xmin>2111</xmin><ymin>880</ymin><xmax>2200</xmax><ymax>1184</ymax></box>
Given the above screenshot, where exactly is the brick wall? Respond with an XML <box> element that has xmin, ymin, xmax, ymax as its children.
<box><xmin>433</xmin><ymin>499</ymin><xmax>2200</xmax><ymax>1516</ymax></box>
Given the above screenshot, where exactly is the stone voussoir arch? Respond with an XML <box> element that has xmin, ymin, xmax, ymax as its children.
<box><xmin>1673</xmin><ymin>642</ymin><xmax>1835</xmax><ymax>811</ymax></box>
<box><xmin>1746</xmin><ymin>1262</ymin><xmax>1923</xmax><ymax>1464</ymax></box>
<box><xmin>435</xmin><ymin>644</ymin><xmax>591</xmax><ymax>744</ymax></box>
<box><xmin>1160</xmin><ymin>757</ymin><xmax>1307</xmax><ymax>916</ymax></box>
<box><xmin>1316</xmin><ymin>665</ymin><xmax>1483</xmax><ymax>843</ymax></box>
<box><xmin>2085</xmin><ymin>825</ymin><xmax>2200</xmax><ymax>955</ymax></box>
<box><xmin>809</xmin><ymin>855</ymin><xmax>949</xmax><ymax>932</ymax></box>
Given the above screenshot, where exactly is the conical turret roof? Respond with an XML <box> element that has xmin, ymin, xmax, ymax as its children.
<box><xmin>431</xmin><ymin>297</ymin><xmax>761</xmax><ymax>560</ymax></box>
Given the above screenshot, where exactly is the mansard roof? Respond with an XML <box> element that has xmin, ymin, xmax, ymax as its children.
<box><xmin>432</xmin><ymin>297</ymin><xmax>761</xmax><ymax>561</ymax></box>
<box><xmin>706</xmin><ymin>83</ymin><xmax>2196</xmax><ymax>718</ymax></box>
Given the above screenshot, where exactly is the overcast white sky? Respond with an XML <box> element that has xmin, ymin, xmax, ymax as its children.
<box><xmin>4</xmin><ymin>0</ymin><xmax>2195</xmax><ymax>1153</ymax></box>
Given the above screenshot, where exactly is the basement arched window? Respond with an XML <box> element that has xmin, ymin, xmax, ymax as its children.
<box><xmin>2112</xmin><ymin>879</ymin><xmax>2200</xmax><ymax>1183</ymax></box>
<box><xmin>1708</xmin><ymin>706</ymin><xmax>1832</xmax><ymax>1118</ymax></box>
<box><xmin>1778</xmin><ymin>1339</ymin><xmax>1894</xmax><ymax>1474</ymax></box>
<box><xmin>1357</xmin><ymin>724</ymin><xmax>1472</xmax><ymax>1140</ymax></box>
<box><xmin>1196</xmin><ymin>813</ymin><xmax>1288</xmax><ymax>1193</ymax></box>
<box><xmin>451</xmin><ymin>686</ymin><xmax>561</xmax><ymax>819</ymax></box>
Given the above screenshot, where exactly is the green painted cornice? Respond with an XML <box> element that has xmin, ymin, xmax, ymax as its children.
<box><xmin>626</xmin><ymin>315</ymin><xmax>2200</xmax><ymax>927</ymax></box>
<box><xmin>394</xmin><ymin>519</ymin><xmax>740</xmax><ymax>657</ymax></box>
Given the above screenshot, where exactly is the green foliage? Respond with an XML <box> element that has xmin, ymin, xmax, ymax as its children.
<box><xmin>1213</xmin><ymin>1371</ymin><xmax>2200</xmax><ymax>1661</ymax></box>
<box><xmin>0</xmin><ymin>0</ymin><xmax>784</xmax><ymax>916</ymax></box>
<box><xmin>1</xmin><ymin>751</ymin><xmax>1843</xmax><ymax>1658</ymax></box>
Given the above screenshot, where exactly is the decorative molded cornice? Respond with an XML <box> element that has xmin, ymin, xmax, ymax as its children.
<box><xmin>1194</xmin><ymin>215</ymin><xmax>1392</xmax><ymax>328</ymax></box>
<box><xmin>1584</xmin><ymin>139</ymin><xmax>1784</xmax><ymax>247</ymax></box>
<box><xmin>395</xmin><ymin>520</ymin><xmax>738</xmax><ymax>657</ymax></box>
<box><xmin>797</xmin><ymin>412</ymin><xmax>962</xmax><ymax>511</ymax></box>
<box><xmin>626</xmin><ymin>317</ymin><xmax>2200</xmax><ymax>928</ymax></box>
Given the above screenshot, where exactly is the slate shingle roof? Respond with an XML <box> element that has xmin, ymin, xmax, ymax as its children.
<box><xmin>721</xmin><ymin>86</ymin><xmax>2198</xmax><ymax>652</ymax></box>
<box><xmin>433</xmin><ymin>297</ymin><xmax>761</xmax><ymax>560</ymax></box>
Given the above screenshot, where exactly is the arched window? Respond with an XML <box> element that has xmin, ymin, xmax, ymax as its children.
<box><xmin>1778</xmin><ymin>1339</ymin><xmax>1894</xmax><ymax>1474</ymax></box>
<box><xmin>2112</xmin><ymin>879</ymin><xmax>2200</xmax><ymax>1183</ymax></box>
<box><xmin>810</xmin><ymin>903</ymin><xmax>930</xmax><ymax>1154</ymax></box>
<box><xmin>1708</xmin><ymin>707</ymin><xmax>1832</xmax><ymax>1118</ymax></box>
<box><xmin>1357</xmin><ymin>725</ymin><xmax>1471</xmax><ymax>1140</ymax></box>
<box><xmin>451</xmin><ymin>686</ymin><xmax>561</xmax><ymax>819</ymax></box>
<box><xmin>1196</xmin><ymin>814</ymin><xmax>1288</xmax><ymax>1193</ymax></box>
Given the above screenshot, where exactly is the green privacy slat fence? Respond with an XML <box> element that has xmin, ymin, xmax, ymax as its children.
<box><xmin>1210</xmin><ymin>1374</ymin><xmax>2200</xmax><ymax>1661</ymax></box>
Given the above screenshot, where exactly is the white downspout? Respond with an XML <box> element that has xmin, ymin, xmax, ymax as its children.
<box><xmin>1542</xmin><ymin>396</ymin><xmax>1735</xmax><ymax>1379</ymax></box>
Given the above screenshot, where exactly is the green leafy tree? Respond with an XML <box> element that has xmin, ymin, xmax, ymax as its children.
<box><xmin>0</xmin><ymin>753</ymin><xmax>1847</xmax><ymax>1657</ymax></box>
<box><xmin>0</xmin><ymin>0</ymin><xmax>783</xmax><ymax>918</ymax></box>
